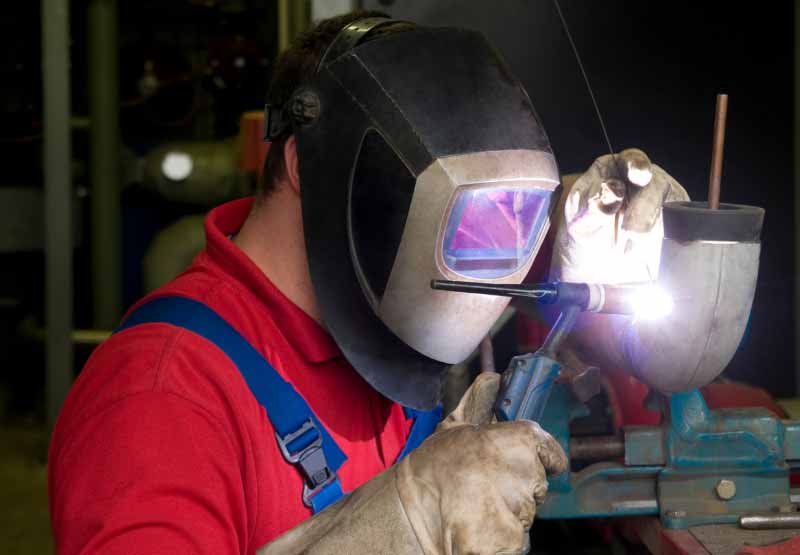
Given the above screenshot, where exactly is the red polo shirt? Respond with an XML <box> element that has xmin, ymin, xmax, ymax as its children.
<box><xmin>49</xmin><ymin>197</ymin><xmax>413</xmax><ymax>555</ymax></box>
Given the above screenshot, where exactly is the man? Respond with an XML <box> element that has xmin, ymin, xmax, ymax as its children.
<box><xmin>49</xmin><ymin>11</ymin><xmax>685</xmax><ymax>555</ymax></box>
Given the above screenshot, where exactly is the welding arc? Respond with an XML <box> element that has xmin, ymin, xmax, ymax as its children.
<box><xmin>551</xmin><ymin>0</ymin><xmax>620</xmax><ymax>173</ymax></box>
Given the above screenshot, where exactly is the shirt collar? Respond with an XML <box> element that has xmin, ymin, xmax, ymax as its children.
<box><xmin>203</xmin><ymin>197</ymin><xmax>341</xmax><ymax>363</ymax></box>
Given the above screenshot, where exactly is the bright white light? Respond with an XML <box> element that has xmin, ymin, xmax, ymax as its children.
<box><xmin>599</xmin><ymin>181</ymin><xmax>624</xmax><ymax>205</ymax></box>
<box><xmin>161</xmin><ymin>152</ymin><xmax>193</xmax><ymax>181</ymax></box>
<box><xmin>626</xmin><ymin>165</ymin><xmax>653</xmax><ymax>187</ymax></box>
<box><xmin>630</xmin><ymin>284</ymin><xmax>674</xmax><ymax>320</ymax></box>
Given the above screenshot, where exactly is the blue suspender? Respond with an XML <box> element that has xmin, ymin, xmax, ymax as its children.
<box><xmin>397</xmin><ymin>406</ymin><xmax>442</xmax><ymax>462</ymax></box>
<box><xmin>117</xmin><ymin>295</ymin><xmax>441</xmax><ymax>513</ymax></box>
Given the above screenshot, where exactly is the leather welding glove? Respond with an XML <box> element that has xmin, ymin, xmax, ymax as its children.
<box><xmin>550</xmin><ymin>148</ymin><xmax>689</xmax><ymax>285</ymax></box>
<box><xmin>548</xmin><ymin>149</ymin><xmax>689</xmax><ymax>374</ymax></box>
<box><xmin>259</xmin><ymin>372</ymin><xmax>567</xmax><ymax>555</ymax></box>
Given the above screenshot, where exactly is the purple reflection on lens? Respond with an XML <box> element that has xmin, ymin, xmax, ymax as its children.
<box><xmin>442</xmin><ymin>188</ymin><xmax>551</xmax><ymax>279</ymax></box>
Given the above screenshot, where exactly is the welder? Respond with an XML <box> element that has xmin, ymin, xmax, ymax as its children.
<box><xmin>49</xmin><ymin>11</ymin><xmax>687</xmax><ymax>555</ymax></box>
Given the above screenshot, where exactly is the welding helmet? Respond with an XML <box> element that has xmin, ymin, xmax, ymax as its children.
<box><xmin>265</xmin><ymin>17</ymin><xmax>560</xmax><ymax>409</ymax></box>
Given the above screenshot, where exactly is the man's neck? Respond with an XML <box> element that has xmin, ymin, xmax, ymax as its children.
<box><xmin>233</xmin><ymin>186</ymin><xmax>323</xmax><ymax>324</ymax></box>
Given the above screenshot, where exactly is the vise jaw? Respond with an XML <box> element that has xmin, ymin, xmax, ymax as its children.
<box><xmin>537</xmin><ymin>385</ymin><xmax>800</xmax><ymax>529</ymax></box>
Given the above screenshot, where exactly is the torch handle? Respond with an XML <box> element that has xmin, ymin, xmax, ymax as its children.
<box><xmin>431</xmin><ymin>279</ymin><xmax>638</xmax><ymax>315</ymax></box>
<box><xmin>495</xmin><ymin>304</ymin><xmax>580</xmax><ymax>423</ymax></box>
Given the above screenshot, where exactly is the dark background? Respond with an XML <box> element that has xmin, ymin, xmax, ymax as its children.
<box><xmin>0</xmin><ymin>1</ymin><xmax>793</xmax><ymax>552</ymax></box>
<box><xmin>366</xmin><ymin>0</ymin><xmax>796</xmax><ymax>396</ymax></box>
<box><xmin>0</xmin><ymin>0</ymin><xmax>278</xmax><ymax>419</ymax></box>
<box><xmin>0</xmin><ymin>0</ymin><xmax>794</xmax><ymax>419</ymax></box>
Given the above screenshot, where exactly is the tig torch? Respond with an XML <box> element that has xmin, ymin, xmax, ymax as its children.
<box><xmin>430</xmin><ymin>280</ymin><xmax>643</xmax><ymax>315</ymax></box>
<box><xmin>430</xmin><ymin>279</ymin><xmax>665</xmax><ymax>423</ymax></box>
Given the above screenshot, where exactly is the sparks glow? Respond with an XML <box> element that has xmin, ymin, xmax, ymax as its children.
<box><xmin>629</xmin><ymin>284</ymin><xmax>674</xmax><ymax>320</ymax></box>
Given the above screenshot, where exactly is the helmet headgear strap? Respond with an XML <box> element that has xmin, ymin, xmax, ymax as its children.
<box><xmin>263</xmin><ymin>16</ymin><xmax>398</xmax><ymax>142</ymax></box>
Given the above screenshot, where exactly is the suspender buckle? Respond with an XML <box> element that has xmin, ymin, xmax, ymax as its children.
<box><xmin>275</xmin><ymin>418</ymin><xmax>338</xmax><ymax>508</ymax></box>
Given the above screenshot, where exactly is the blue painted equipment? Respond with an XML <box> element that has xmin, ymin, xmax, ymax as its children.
<box><xmin>537</xmin><ymin>384</ymin><xmax>800</xmax><ymax>529</ymax></box>
<box><xmin>496</xmin><ymin>324</ymin><xmax>800</xmax><ymax>529</ymax></box>
<box><xmin>494</xmin><ymin>304</ymin><xmax>579</xmax><ymax>423</ymax></box>
<box><xmin>431</xmin><ymin>278</ymin><xmax>800</xmax><ymax>530</ymax></box>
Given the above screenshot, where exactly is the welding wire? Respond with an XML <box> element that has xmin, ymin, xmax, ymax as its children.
<box><xmin>551</xmin><ymin>0</ymin><xmax>622</xmax><ymax>177</ymax></box>
<box><xmin>739</xmin><ymin>513</ymin><xmax>800</xmax><ymax>530</ymax></box>
<box><xmin>708</xmin><ymin>93</ymin><xmax>728</xmax><ymax>210</ymax></box>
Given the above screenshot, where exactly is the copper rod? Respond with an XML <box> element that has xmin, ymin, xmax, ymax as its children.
<box><xmin>708</xmin><ymin>93</ymin><xmax>728</xmax><ymax>209</ymax></box>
